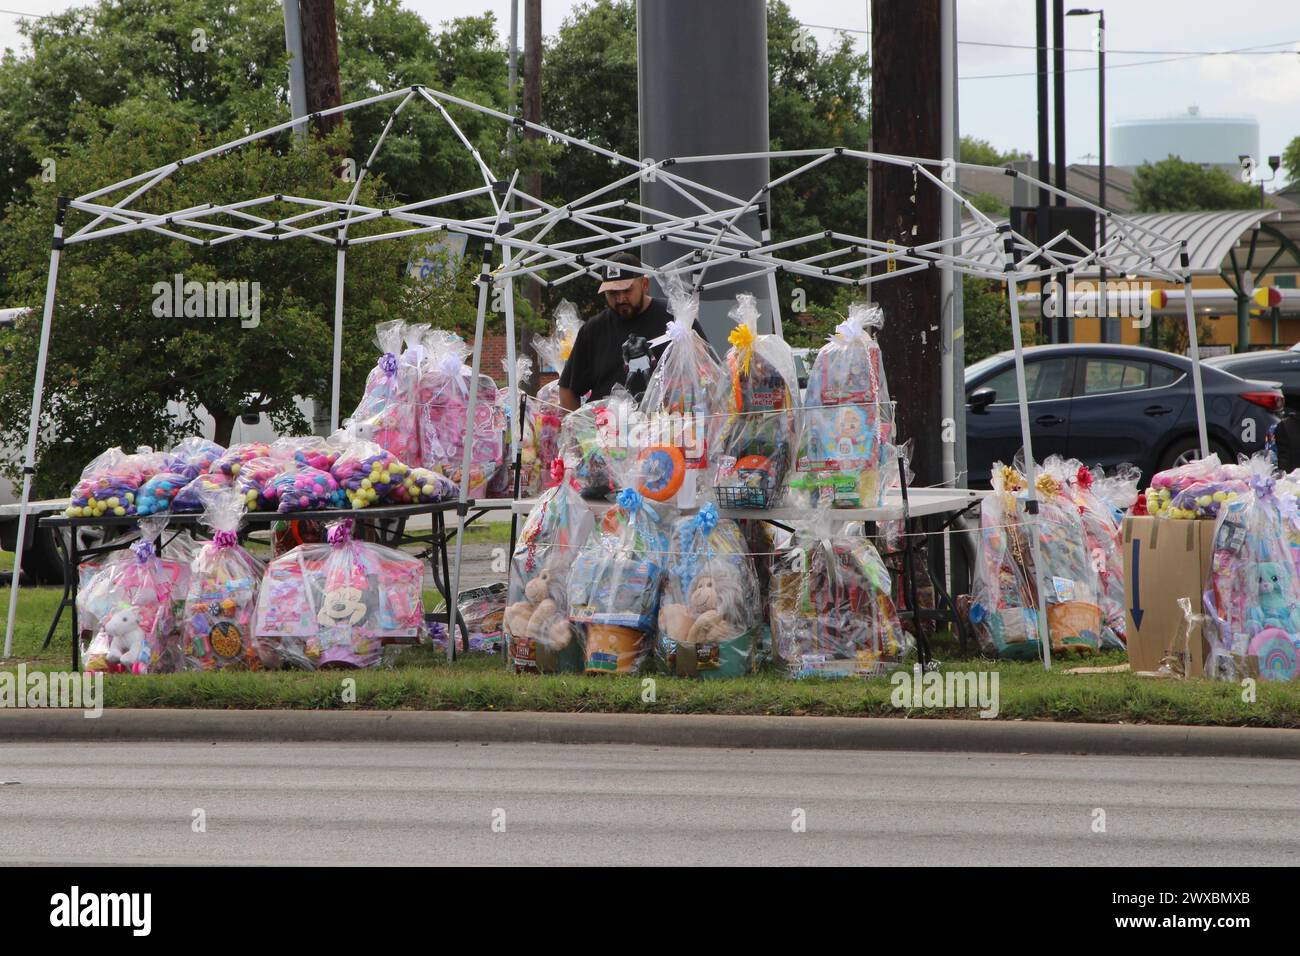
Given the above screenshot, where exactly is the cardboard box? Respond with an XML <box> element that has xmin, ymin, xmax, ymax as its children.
<box><xmin>1122</xmin><ymin>516</ymin><xmax>1215</xmax><ymax>676</ymax></box>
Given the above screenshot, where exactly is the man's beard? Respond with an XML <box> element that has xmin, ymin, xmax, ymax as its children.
<box><xmin>614</xmin><ymin>302</ymin><xmax>635</xmax><ymax>317</ymax></box>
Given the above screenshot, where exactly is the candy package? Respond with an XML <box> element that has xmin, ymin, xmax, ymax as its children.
<box><xmin>505</xmin><ymin>474</ymin><xmax>595</xmax><ymax>674</ymax></box>
<box><xmin>330</xmin><ymin>436</ymin><xmax>410</xmax><ymax>508</ymax></box>
<box><xmin>78</xmin><ymin>517</ymin><xmax>183</xmax><ymax>673</ymax></box>
<box><xmin>254</xmin><ymin>519</ymin><xmax>425</xmax><ymax>669</ymax></box>
<box><xmin>768</xmin><ymin>518</ymin><xmax>910</xmax><ymax>678</ymax></box>
<box><xmin>712</xmin><ymin>293</ymin><xmax>799</xmax><ymax>509</ymax></box>
<box><xmin>567</xmin><ymin>487</ymin><xmax>669</xmax><ymax>674</ymax></box>
<box><xmin>164</xmin><ymin>437</ymin><xmax>225</xmax><ymax>478</ymax></box>
<box><xmin>964</xmin><ymin>463</ymin><xmax>1103</xmax><ymax>659</ymax></box>
<box><xmin>182</xmin><ymin>487</ymin><xmax>265</xmax><ymax>670</ymax></box>
<box><xmin>135</xmin><ymin>471</ymin><xmax>192</xmax><ymax>515</ymax></box>
<box><xmin>345</xmin><ymin>320</ymin><xmax>419</xmax><ymax>465</ymax></box>
<box><xmin>657</xmin><ymin>503</ymin><xmax>760</xmax><ymax>678</ymax></box>
<box><xmin>264</xmin><ymin>462</ymin><xmax>346</xmax><ymax>513</ymax></box>
<box><xmin>389</xmin><ymin>467</ymin><xmax>457</xmax><ymax>505</ymax></box>
<box><xmin>172</xmin><ymin>471</ymin><xmax>235</xmax><ymax>512</ymax></box>
<box><xmin>210</xmin><ymin>442</ymin><xmax>271</xmax><ymax>478</ymax></box>
<box><xmin>635</xmin><ymin>283</ymin><xmax>726</xmax><ymax>508</ymax></box>
<box><xmin>1203</xmin><ymin>456</ymin><xmax>1300</xmax><ymax>682</ymax></box>
<box><xmin>269</xmin><ymin>435</ymin><xmax>341</xmax><ymax>473</ymax></box>
<box><xmin>417</xmin><ymin>332</ymin><xmax>502</xmax><ymax>497</ymax></box>
<box><xmin>233</xmin><ymin>456</ymin><xmax>282</xmax><ymax>512</ymax></box>
<box><xmin>65</xmin><ymin>446</ymin><xmax>166</xmax><ymax>518</ymax></box>
<box><xmin>787</xmin><ymin>303</ymin><xmax>895</xmax><ymax>509</ymax></box>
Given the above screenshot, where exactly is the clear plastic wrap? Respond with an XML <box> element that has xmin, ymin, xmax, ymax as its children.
<box><xmin>269</xmin><ymin>435</ymin><xmax>342</xmax><ymax>473</ymax></box>
<box><xmin>264</xmin><ymin>462</ymin><xmax>346</xmax><ymax>513</ymax></box>
<box><xmin>1203</xmin><ymin>456</ymin><xmax>1300</xmax><ymax>682</ymax></box>
<box><xmin>210</xmin><ymin>442</ymin><xmax>272</xmax><ymax>478</ymax></box>
<box><xmin>506</xmin><ymin>476</ymin><xmax>596</xmax><ymax>673</ymax></box>
<box><xmin>172</xmin><ymin>470</ymin><xmax>236</xmax><ymax>513</ymax></box>
<box><xmin>182</xmin><ymin>487</ymin><xmax>266</xmax><ymax>670</ymax></box>
<box><xmin>78</xmin><ymin>517</ymin><xmax>182</xmax><ymax>673</ymax></box>
<box><xmin>567</xmin><ymin>487</ymin><xmax>669</xmax><ymax>674</ymax></box>
<box><xmin>520</xmin><ymin>389</ymin><xmax>569</xmax><ymax>498</ymax></box>
<box><xmin>330</xmin><ymin>435</ymin><xmax>411</xmax><ymax>508</ymax></box>
<box><xmin>135</xmin><ymin>471</ymin><xmax>192</xmax><ymax>515</ymax></box>
<box><xmin>254</xmin><ymin>518</ymin><xmax>425</xmax><ymax>669</ymax></box>
<box><xmin>233</xmin><ymin>456</ymin><xmax>282</xmax><ymax>512</ymax></box>
<box><xmin>656</xmin><ymin>503</ymin><xmax>760</xmax><ymax>678</ymax></box>
<box><xmin>966</xmin><ymin>463</ymin><xmax>1103</xmax><ymax>659</ymax></box>
<box><xmin>1091</xmin><ymin>463</ymin><xmax>1142</xmax><ymax>516</ymax></box>
<box><xmin>533</xmin><ymin>299</ymin><xmax>581</xmax><ymax>375</ymax></box>
<box><xmin>712</xmin><ymin>293</ymin><xmax>800</xmax><ymax>509</ymax></box>
<box><xmin>389</xmin><ymin>467</ymin><xmax>458</xmax><ymax>505</ymax></box>
<box><xmin>635</xmin><ymin>283</ymin><xmax>726</xmax><ymax>509</ymax></box>
<box><xmin>557</xmin><ymin>386</ymin><xmax>638</xmax><ymax>500</ymax></box>
<box><xmin>64</xmin><ymin>446</ymin><xmax>166</xmax><ymax>518</ymax></box>
<box><xmin>344</xmin><ymin>320</ymin><xmax>420</xmax><ymax>465</ymax></box>
<box><xmin>416</xmin><ymin>332</ymin><xmax>502</xmax><ymax>497</ymax></box>
<box><xmin>768</xmin><ymin>517</ymin><xmax>910</xmax><ymax>678</ymax></box>
<box><xmin>487</xmin><ymin>355</ymin><xmax>530</xmax><ymax>498</ymax></box>
<box><xmin>164</xmin><ymin>437</ymin><xmax>225</xmax><ymax>478</ymax></box>
<box><xmin>1056</xmin><ymin>458</ymin><xmax>1127</xmax><ymax>650</ymax></box>
<box><xmin>787</xmin><ymin>303</ymin><xmax>895</xmax><ymax>509</ymax></box>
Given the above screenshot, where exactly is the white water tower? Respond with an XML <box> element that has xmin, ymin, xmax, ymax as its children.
<box><xmin>1111</xmin><ymin>106</ymin><xmax>1259</xmax><ymax>173</ymax></box>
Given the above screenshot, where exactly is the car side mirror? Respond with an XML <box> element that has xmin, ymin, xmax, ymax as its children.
<box><xmin>968</xmin><ymin>387</ymin><xmax>996</xmax><ymax>412</ymax></box>
<box><xmin>240</xmin><ymin>412</ymin><xmax>261</xmax><ymax>426</ymax></box>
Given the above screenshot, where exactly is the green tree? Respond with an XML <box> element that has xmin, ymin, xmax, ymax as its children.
<box><xmin>959</xmin><ymin>136</ymin><xmax>1029</xmax><ymax>167</ymax></box>
<box><xmin>962</xmin><ymin>276</ymin><xmax>1038</xmax><ymax>364</ymax></box>
<box><xmin>1282</xmin><ymin>135</ymin><xmax>1300</xmax><ymax>189</ymax></box>
<box><xmin>1133</xmin><ymin>155</ymin><xmax>1262</xmax><ymax>212</ymax></box>
<box><xmin>0</xmin><ymin>102</ymin><xmax>418</xmax><ymax>497</ymax></box>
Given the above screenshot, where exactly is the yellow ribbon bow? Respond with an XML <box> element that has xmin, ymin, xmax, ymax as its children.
<box><xmin>728</xmin><ymin>323</ymin><xmax>756</xmax><ymax>376</ymax></box>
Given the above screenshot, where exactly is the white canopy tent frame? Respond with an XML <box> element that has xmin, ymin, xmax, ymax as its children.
<box><xmin>3</xmin><ymin>85</ymin><xmax>1207</xmax><ymax>674</ymax></box>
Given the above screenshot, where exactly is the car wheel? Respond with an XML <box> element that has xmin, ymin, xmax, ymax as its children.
<box><xmin>1157</xmin><ymin>435</ymin><xmax>1231</xmax><ymax>473</ymax></box>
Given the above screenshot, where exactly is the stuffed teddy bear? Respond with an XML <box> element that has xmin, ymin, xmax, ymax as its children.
<box><xmin>1247</xmin><ymin>561</ymin><xmax>1300</xmax><ymax>636</ymax></box>
<box><xmin>659</xmin><ymin>559</ymin><xmax>746</xmax><ymax>646</ymax></box>
<box><xmin>505</xmin><ymin>559</ymin><xmax>573</xmax><ymax>648</ymax></box>
<box><xmin>102</xmin><ymin>606</ymin><xmax>149</xmax><ymax>673</ymax></box>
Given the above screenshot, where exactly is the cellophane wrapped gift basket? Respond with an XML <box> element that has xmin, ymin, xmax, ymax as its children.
<box><xmin>505</xmin><ymin>462</ymin><xmax>595</xmax><ymax>674</ymax></box>
<box><xmin>417</xmin><ymin>330</ymin><xmax>503</xmax><ymax>497</ymax></box>
<box><xmin>964</xmin><ymin>461</ymin><xmax>1104</xmax><ymax>659</ymax></box>
<box><xmin>1203</xmin><ymin>456</ymin><xmax>1300</xmax><ymax>682</ymax></box>
<box><xmin>712</xmin><ymin>293</ymin><xmax>799</xmax><ymax>510</ymax></box>
<box><xmin>78</xmin><ymin>517</ymin><xmax>186</xmax><ymax>674</ymax></box>
<box><xmin>787</xmin><ymin>303</ymin><xmax>895</xmax><ymax>509</ymax></box>
<box><xmin>768</xmin><ymin>516</ymin><xmax>911</xmax><ymax>678</ymax></box>
<box><xmin>635</xmin><ymin>282</ymin><xmax>727</xmax><ymax>509</ymax></box>
<box><xmin>181</xmin><ymin>487</ymin><xmax>265</xmax><ymax>670</ymax></box>
<box><xmin>254</xmin><ymin>518</ymin><xmax>425</xmax><ymax>669</ymax></box>
<box><xmin>656</xmin><ymin>503</ymin><xmax>761</xmax><ymax>678</ymax></box>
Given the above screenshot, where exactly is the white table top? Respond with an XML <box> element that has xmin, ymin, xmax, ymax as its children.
<box><xmin>509</xmin><ymin>486</ymin><xmax>990</xmax><ymax>522</ymax></box>
<box><xmin>0</xmin><ymin>497</ymin><xmax>70</xmax><ymax>519</ymax></box>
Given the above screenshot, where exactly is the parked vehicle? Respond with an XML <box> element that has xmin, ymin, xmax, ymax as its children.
<box><xmin>964</xmin><ymin>343</ymin><xmax>1282</xmax><ymax>487</ymax></box>
<box><xmin>1204</xmin><ymin>344</ymin><xmax>1300</xmax><ymax>410</ymax></box>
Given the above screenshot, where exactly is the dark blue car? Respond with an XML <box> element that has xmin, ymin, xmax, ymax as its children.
<box><xmin>964</xmin><ymin>344</ymin><xmax>1283</xmax><ymax>487</ymax></box>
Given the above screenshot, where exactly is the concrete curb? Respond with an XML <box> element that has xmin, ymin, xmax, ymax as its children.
<box><xmin>2</xmin><ymin>709</ymin><xmax>1299</xmax><ymax>758</ymax></box>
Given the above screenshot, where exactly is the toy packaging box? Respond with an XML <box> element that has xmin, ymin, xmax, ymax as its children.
<box><xmin>254</xmin><ymin>519</ymin><xmax>424</xmax><ymax>669</ymax></box>
<box><xmin>344</xmin><ymin>319</ymin><xmax>420</xmax><ymax>467</ymax></box>
<box><xmin>787</xmin><ymin>303</ymin><xmax>894</xmax><ymax>510</ymax></box>
<box><xmin>1122</xmin><ymin>515</ymin><xmax>1215</xmax><ymax>675</ymax></box>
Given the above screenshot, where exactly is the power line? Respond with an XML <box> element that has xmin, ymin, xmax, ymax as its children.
<box><xmin>961</xmin><ymin>39</ymin><xmax>1300</xmax><ymax>80</ymax></box>
<box><xmin>0</xmin><ymin>6</ymin><xmax>54</xmax><ymax>17</ymax></box>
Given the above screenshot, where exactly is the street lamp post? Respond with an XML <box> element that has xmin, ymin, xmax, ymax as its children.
<box><xmin>1068</xmin><ymin>7</ymin><xmax>1105</xmax><ymax>341</ymax></box>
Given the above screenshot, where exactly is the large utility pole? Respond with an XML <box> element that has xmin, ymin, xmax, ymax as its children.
<box><xmin>523</xmin><ymin>0</ymin><xmax>544</xmax><ymax>322</ymax></box>
<box><xmin>298</xmin><ymin>0</ymin><xmax>343</xmax><ymax>136</ymax></box>
<box><xmin>870</xmin><ymin>0</ymin><xmax>943</xmax><ymax>491</ymax></box>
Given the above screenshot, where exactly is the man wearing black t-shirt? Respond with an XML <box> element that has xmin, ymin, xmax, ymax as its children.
<box><xmin>556</xmin><ymin>252</ymin><xmax>698</xmax><ymax>410</ymax></box>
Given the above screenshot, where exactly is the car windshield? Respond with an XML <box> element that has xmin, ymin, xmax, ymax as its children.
<box><xmin>964</xmin><ymin>353</ymin><xmax>1009</xmax><ymax>385</ymax></box>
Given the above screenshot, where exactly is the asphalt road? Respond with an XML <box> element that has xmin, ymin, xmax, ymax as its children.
<box><xmin>1</xmin><ymin>742</ymin><xmax>1296</xmax><ymax>865</ymax></box>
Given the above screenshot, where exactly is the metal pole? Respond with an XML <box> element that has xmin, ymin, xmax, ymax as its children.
<box><xmin>1036</xmin><ymin>0</ymin><xmax>1051</xmax><ymax>342</ymax></box>
<box><xmin>940</xmin><ymin>0</ymin><xmax>957</xmax><ymax>492</ymax></box>
<box><xmin>507</xmin><ymin>0</ymin><xmax>519</xmax><ymax>159</ymax></box>
<box><xmin>4</xmin><ymin>200</ymin><xmax>66</xmax><ymax>657</ymax></box>
<box><xmin>1001</xmin><ymin>225</ymin><xmax>1053</xmax><ymax>671</ymax></box>
<box><xmin>1181</xmin><ymin>242</ymin><xmax>1211</xmax><ymax>459</ymax></box>
<box><xmin>1052</xmin><ymin>0</ymin><xmax>1068</xmax><ymax>344</ymax></box>
<box><xmin>330</xmin><ymin>211</ymin><xmax>346</xmax><ymax>432</ymax></box>
<box><xmin>282</xmin><ymin>0</ymin><xmax>309</xmax><ymax>139</ymax></box>
<box><xmin>1098</xmin><ymin>10</ymin><xmax>1107</xmax><ymax>343</ymax></box>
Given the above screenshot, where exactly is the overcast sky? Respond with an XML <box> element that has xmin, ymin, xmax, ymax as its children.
<box><xmin>3</xmin><ymin>0</ymin><xmax>1298</xmax><ymax>181</ymax></box>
